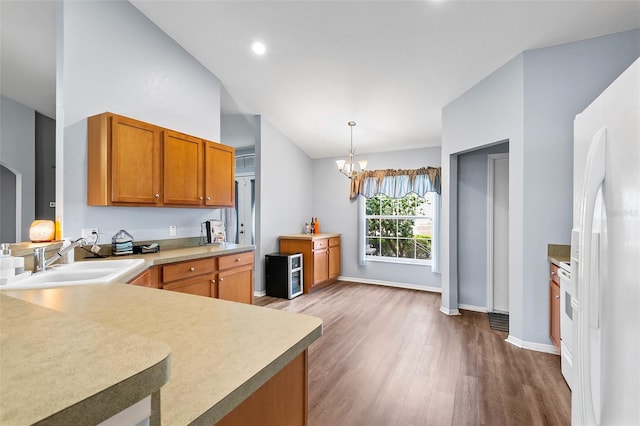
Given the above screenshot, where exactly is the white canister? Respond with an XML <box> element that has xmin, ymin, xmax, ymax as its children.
<box><xmin>0</xmin><ymin>243</ymin><xmax>15</xmax><ymax>282</ymax></box>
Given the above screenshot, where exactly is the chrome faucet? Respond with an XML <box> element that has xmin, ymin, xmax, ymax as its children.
<box><xmin>33</xmin><ymin>238</ymin><xmax>88</xmax><ymax>272</ymax></box>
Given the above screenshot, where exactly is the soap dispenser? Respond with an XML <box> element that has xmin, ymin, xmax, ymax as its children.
<box><xmin>0</xmin><ymin>243</ymin><xmax>15</xmax><ymax>283</ymax></box>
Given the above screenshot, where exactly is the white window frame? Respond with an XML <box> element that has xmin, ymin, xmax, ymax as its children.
<box><xmin>363</xmin><ymin>193</ymin><xmax>433</xmax><ymax>266</ymax></box>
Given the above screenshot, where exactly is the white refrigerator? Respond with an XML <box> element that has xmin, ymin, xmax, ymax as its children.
<box><xmin>571</xmin><ymin>57</ymin><xmax>639</xmax><ymax>425</ymax></box>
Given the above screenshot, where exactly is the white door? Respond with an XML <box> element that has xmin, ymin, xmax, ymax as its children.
<box><xmin>488</xmin><ymin>154</ymin><xmax>509</xmax><ymax>313</ymax></box>
<box><xmin>235</xmin><ymin>176</ymin><xmax>255</xmax><ymax>245</ymax></box>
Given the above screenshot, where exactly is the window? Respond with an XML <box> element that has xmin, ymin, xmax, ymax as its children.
<box><xmin>364</xmin><ymin>192</ymin><xmax>433</xmax><ymax>264</ymax></box>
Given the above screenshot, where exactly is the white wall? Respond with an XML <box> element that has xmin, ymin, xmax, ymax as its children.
<box><xmin>312</xmin><ymin>147</ymin><xmax>442</xmax><ymax>291</ymax></box>
<box><xmin>61</xmin><ymin>0</ymin><xmax>223</xmax><ymax>241</ymax></box>
<box><xmin>256</xmin><ymin>116</ymin><xmax>313</xmax><ymax>293</ymax></box>
<box><xmin>442</xmin><ymin>29</ymin><xmax>640</xmax><ymax>348</ymax></box>
<box><xmin>520</xmin><ymin>29</ymin><xmax>640</xmax><ymax>344</ymax></box>
<box><xmin>0</xmin><ymin>96</ymin><xmax>35</xmax><ymax>242</ymax></box>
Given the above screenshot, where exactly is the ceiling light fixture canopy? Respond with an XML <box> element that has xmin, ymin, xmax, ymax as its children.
<box><xmin>251</xmin><ymin>41</ymin><xmax>266</xmax><ymax>55</ymax></box>
<box><xmin>336</xmin><ymin>121</ymin><xmax>367</xmax><ymax>179</ymax></box>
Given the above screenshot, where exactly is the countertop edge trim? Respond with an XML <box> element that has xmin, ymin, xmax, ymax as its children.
<box><xmin>36</xmin><ymin>353</ymin><xmax>171</xmax><ymax>426</ymax></box>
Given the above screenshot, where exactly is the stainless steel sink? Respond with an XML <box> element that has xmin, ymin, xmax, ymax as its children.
<box><xmin>0</xmin><ymin>259</ymin><xmax>145</xmax><ymax>290</ymax></box>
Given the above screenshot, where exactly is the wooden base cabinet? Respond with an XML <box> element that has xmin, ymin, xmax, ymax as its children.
<box><xmin>159</xmin><ymin>257</ymin><xmax>217</xmax><ymax>298</ymax></box>
<box><xmin>218</xmin><ymin>251</ymin><xmax>255</xmax><ymax>305</ymax></box>
<box><xmin>216</xmin><ymin>350</ymin><xmax>307</xmax><ymax>426</ymax></box>
<box><xmin>279</xmin><ymin>235</ymin><xmax>341</xmax><ymax>294</ymax></box>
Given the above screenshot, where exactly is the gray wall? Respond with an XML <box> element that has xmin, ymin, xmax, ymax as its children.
<box><xmin>312</xmin><ymin>147</ymin><xmax>442</xmax><ymax>290</ymax></box>
<box><xmin>35</xmin><ymin>112</ymin><xmax>55</xmax><ymax>220</ymax></box>
<box><xmin>442</xmin><ymin>29</ymin><xmax>640</xmax><ymax>348</ymax></box>
<box><xmin>1</xmin><ymin>165</ymin><xmax>17</xmax><ymax>242</ymax></box>
<box><xmin>457</xmin><ymin>142</ymin><xmax>509</xmax><ymax>308</ymax></box>
<box><xmin>0</xmin><ymin>96</ymin><xmax>35</xmax><ymax>242</ymax></box>
<box><xmin>257</xmin><ymin>116</ymin><xmax>313</xmax><ymax>293</ymax></box>
<box><xmin>61</xmin><ymin>0</ymin><xmax>223</xmax><ymax>241</ymax></box>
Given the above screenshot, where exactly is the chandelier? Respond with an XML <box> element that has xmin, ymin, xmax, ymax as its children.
<box><xmin>336</xmin><ymin>121</ymin><xmax>367</xmax><ymax>179</ymax></box>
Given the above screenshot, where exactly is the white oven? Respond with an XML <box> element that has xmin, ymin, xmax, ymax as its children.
<box><xmin>558</xmin><ymin>260</ymin><xmax>573</xmax><ymax>389</ymax></box>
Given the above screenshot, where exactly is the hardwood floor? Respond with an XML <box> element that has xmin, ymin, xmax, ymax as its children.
<box><xmin>255</xmin><ymin>281</ymin><xmax>571</xmax><ymax>426</ymax></box>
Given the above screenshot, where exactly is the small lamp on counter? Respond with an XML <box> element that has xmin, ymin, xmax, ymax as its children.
<box><xmin>29</xmin><ymin>220</ymin><xmax>56</xmax><ymax>242</ymax></box>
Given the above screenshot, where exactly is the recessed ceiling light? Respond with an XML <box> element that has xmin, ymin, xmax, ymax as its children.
<box><xmin>251</xmin><ymin>41</ymin><xmax>266</xmax><ymax>56</ymax></box>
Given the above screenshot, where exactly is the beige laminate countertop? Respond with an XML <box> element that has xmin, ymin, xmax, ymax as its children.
<box><xmin>548</xmin><ymin>244</ymin><xmax>571</xmax><ymax>266</ymax></box>
<box><xmin>4</xmin><ymin>283</ymin><xmax>323</xmax><ymax>425</ymax></box>
<box><xmin>279</xmin><ymin>233</ymin><xmax>341</xmax><ymax>240</ymax></box>
<box><xmin>0</xmin><ymin>293</ymin><xmax>170</xmax><ymax>425</ymax></box>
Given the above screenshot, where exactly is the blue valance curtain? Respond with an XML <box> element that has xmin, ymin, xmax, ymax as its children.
<box><xmin>350</xmin><ymin>166</ymin><xmax>441</xmax><ymax>199</ymax></box>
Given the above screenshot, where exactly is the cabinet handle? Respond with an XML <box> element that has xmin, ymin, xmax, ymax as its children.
<box><xmin>207</xmin><ymin>197</ymin><xmax>211</xmax><ymax>201</ymax></box>
<box><xmin>199</xmin><ymin>196</ymin><xmax>204</xmax><ymax>200</ymax></box>
<box><xmin>220</xmin><ymin>277</ymin><xmax>224</xmax><ymax>282</ymax></box>
<box><xmin>211</xmin><ymin>279</ymin><xmax>216</xmax><ymax>284</ymax></box>
<box><xmin>190</xmin><ymin>267</ymin><xmax>195</xmax><ymax>272</ymax></box>
<box><xmin>154</xmin><ymin>193</ymin><xmax>160</xmax><ymax>198</ymax></box>
<box><xmin>555</xmin><ymin>295</ymin><xmax>560</xmax><ymax>299</ymax></box>
<box><xmin>235</xmin><ymin>258</ymin><xmax>240</xmax><ymax>262</ymax></box>
<box><xmin>551</xmin><ymin>271</ymin><xmax>556</xmax><ymax>275</ymax></box>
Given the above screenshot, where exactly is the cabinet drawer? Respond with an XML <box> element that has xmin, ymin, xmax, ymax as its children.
<box><xmin>162</xmin><ymin>257</ymin><xmax>216</xmax><ymax>283</ymax></box>
<box><xmin>329</xmin><ymin>237</ymin><xmax>340</xmax><ymax>247</ymax></box>
<box><xmin>219</xmin><ymin>251</ymin><xmax>254</xmax><ymax>271</ymax></box>
<box><xmin>550</xmin><ymin>264</ymin><xmax>560</xmax><ymax>285</ymax></box>
<box><xmin>313</xmin><ymin>239</ymin><xmax>328</xmax><ymax>250</ymax></box>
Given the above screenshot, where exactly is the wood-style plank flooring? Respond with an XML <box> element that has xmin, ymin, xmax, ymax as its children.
<box><xmin>255</xmin><ymin>282</ymin><xmax>571</xmax><ymax>426</ymax></box>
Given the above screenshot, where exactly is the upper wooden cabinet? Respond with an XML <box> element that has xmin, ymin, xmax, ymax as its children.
<box><xmin>88</xmin><ymin>114</ymin><xmax>162</xmax><ymax>206</ymax></box>
<box><xmin>204</xmin><ymin>141</ymin><xmax>235</xmax><ymax>207</ymax></box>
<box><xmin>87</xmin><ymin>112</ymin><xmax>235</xmax><ymax>208</ymax></box>
<box><xmin>164</xmin><ymin>130</ymin><xmax>203</xmax><ymax>206</ymax></box>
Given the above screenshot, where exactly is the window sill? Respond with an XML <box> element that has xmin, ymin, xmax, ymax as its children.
<box><xmin>365</xmin><ymin>256</ymin><xmax>431</xmax><ymax>266</ymax></box>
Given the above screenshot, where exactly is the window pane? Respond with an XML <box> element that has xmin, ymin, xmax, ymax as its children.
<box><xmin>380</xmin><ymin>218</ymin><xmax>397</xmax><ymax>237</ymax></box>
<box><xmin>366</xmin><ymin>238</ymin><xmax>380</xmax><ymax>256</ymax></box>
<box><xmin>366</xmin><ymin>218</ymin><xmax>381</xmax><ymax>236</ymax></box>
<box><xmin>397</xmin><ymin>219</ymin><xmax>415</xmax><ymax>238</ymax></box>
<box><xmin>416</xmin><ymin>237</ymin><xmax>431</xmax><ymax>259</ymax></box>
<box><xmin>414</xmin><ymin>218</ymin><xmax>432</xmax><ymax>239</ymax></box>
<box><xmin>380</xmin><ymin>238</ymin><xmax>397</xmax><ymax>257</ymax></box>
<box><xmin>380</xmin><ymin>196</ymin><xmax>395</xmax><ymax>215</ymax></box>
<box><xmin>365</xmin><ymin>197</ymin><xmax>379</xmax><ymax>215</ymax></box>
<box><xmin>398</xmin><ymin>239</ymin><xmax>415</xmax><ymax>259</ymax></box>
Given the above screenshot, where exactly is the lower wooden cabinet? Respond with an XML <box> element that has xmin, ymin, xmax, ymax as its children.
<box><xmin>218</xmin><ymin>251</ymin><xmax>254</xmax><ymax>304</ymax></box>
<box><xmin>279</xmin><ymin>235</ymin><xmax>341</xmax><ymax>294</ymax></box>
<box><xmin>127</xmin><ymin>268</ymin><xmax>159</xmax><ymax>288</ymax></box>
<box><xmin>127</xmin><ymin>250</ymin><xmax>254</xmax><ymax>304</ymax></box>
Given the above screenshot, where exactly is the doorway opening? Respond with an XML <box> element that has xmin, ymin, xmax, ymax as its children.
<box><xmin>487</xmin><ymin>153</ymin><xmax>509</xmax><ymax>313</ymax></box>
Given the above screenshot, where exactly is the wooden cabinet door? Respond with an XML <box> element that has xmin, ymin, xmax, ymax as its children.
<box><xmin>127</xmin><ymin>268</ymin><xmax>159</xmax><ymax>288</ymax></box>
<box><xmin>328</xmin><ymin>244</ymin><xmax>340</xmax><ymax>280</ymax></box>
<box><xmin>111</xmin><ymin>115</ymin><xmax>161</xmax><ymax>204</ymax></box>
<box><xmin>219</xmin><ymin>265</ymin><xmax>253</xmax><ymax>304</ymax></box>
<box><xmin>204</xmin><ymin>142</ymin><xmax>235</xmax><ymax>207</ymax></box>
<box><xmin>163</xmin><ymin>130</ymin><xmax>203</xmax><ymax>206</ymax></box>
<box><xmin>313</xmin><ymin>249</ymin><xmax>329</xmax><ymax>286</ymax></box>
<box><xmin>163</xmin><ymin>274</ymin><xmax>215</xmax><ymax>297</ymax></box>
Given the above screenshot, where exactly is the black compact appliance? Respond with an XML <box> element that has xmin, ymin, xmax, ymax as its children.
<box><xmin>265</xmin><ymin>253</ymin><xmax>303</xmax><ymax>299</ymax></box>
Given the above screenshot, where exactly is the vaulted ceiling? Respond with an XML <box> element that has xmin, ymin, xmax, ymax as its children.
<box><xmin>2</xmin><ymin>1</ymin><xmax>639</xmax><ymax>158</ymax></box>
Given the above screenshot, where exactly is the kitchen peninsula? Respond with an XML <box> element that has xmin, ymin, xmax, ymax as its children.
<box><xmin>2</xmin><ymin>281</ymin><xmax>323</xmax><ymax>424</ymax></box>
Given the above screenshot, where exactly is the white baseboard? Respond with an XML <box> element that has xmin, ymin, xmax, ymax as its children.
<box><xmin>254</xmin><ymin>290</ymin><xmax>266</xmax><ymax>297</ymax></box>
<box><xmin>506</xmin><ymin>335</ymin><xmax>560</xmax><ymax>355</ymax></box>
<box><xmin>338</xmin><ymin>276</ymin><xmax>442</xmax><ymax>294</ymax></box>
<box><xmin>458</xmin><ymin>304</ymin><xmax>488</xmax><ymax>313</ymax></box>
<box><xmin>439</xmin><ymin>306</ymin><xmax>461</xmax><ymax>316</ymax></box>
